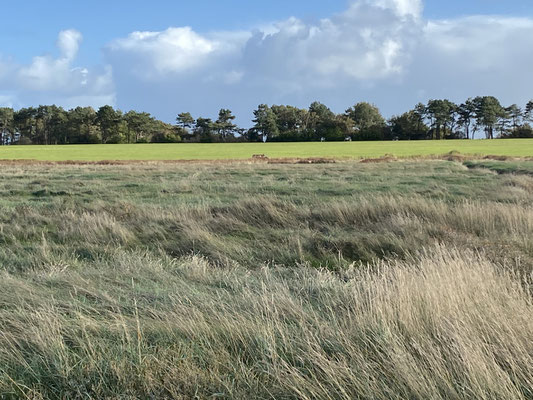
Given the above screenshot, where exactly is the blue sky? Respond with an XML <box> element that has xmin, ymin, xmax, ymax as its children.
<box><xmin>3</xmin><ymin>1</ymin><xmax>348</xmax><ymax>64</ymax></box>
<box><xmin>1</xmin><ymin>0</ymin><xmax>532</xmax><ymax>125</ymax></box>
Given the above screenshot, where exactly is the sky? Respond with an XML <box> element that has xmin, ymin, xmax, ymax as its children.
<box><xmin>0</xmin><ymin>0</ymin><xmax>532</xmax><ymax>126</ymax></box>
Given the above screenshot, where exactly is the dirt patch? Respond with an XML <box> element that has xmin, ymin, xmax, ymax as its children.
<box><xmin>483</xmin><ymin>155</ymin><xmax>512</xmax><ymax>161</ymax></box>
<box><xmin>0</xmin><ymin>152</ymin><xmax>530</xmax><ymax>166</ymax></box>
<box><xmin>0</xmin><ymin>157</ymin><xmax>336</xmax><ymax>166</ymax></box>
<box><xmin>268</xmin><ymin>157</ymin><xmax>336</xmax><ymax>164</ymax></box>
<box><xmin>360</xmin><ymin>154</ymin><xmax>398</xmax><ymax>163</ymax></box>
<box><xmin>359</xmin><ymin>152</ymin><xmax>532</xmax><ymax>164</ymax></box>
<box><xmin>252</xmin><ymin>155</ymin><xmax>336</xmax><ymax>164</ymax></box>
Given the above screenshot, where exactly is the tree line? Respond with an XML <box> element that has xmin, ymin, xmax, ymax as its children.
<box><xmin>1</xmin><ymin>96</ymin><xmax>532</xmax><ymax>145</ymax></box>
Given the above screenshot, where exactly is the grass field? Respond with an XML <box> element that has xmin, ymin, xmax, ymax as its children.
<box><xmin>1</xmin><ymin>160</ymin><xmax>533</xmax><ymax>398</ymax></box>
<box><xmin>0</xmin><ymin>139</ymin><xmax>533</xmax><ymax>161</ymax></box>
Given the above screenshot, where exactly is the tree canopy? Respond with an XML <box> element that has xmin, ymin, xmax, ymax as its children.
<box><xmin>1</xmin><ymin>96</ymin><xmax>532</xmax><ymax>145</ymax></box>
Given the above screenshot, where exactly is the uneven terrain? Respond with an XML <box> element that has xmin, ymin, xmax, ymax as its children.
<box><xmin>0</xmin><ymin>160</ymin><xmax>532</xmax><ymax>399</ymax></box>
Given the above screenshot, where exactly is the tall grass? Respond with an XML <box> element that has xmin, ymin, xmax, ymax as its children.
<box><xmin>0</xmin><ymin>247</ymin><xmax>532</xmax><ymax>399</ymax></box>
<box><xmin>1</xmin><ymin>161</ymin><xmax>533</xmax><ymax>398</ymax></box>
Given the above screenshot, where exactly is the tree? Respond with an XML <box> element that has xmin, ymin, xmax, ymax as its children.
<box><xmin>270</xmin><ymin>105</ymin><xmax>308</xmax><ymax>140</ymax></box>
<box><xmin>307</xmin><ymin>102</ymin><xmax>337</xmax><ymax>140</ymax></box>
<box><xmin>151</xmin><ymin>120</ymin><xmax>182</xmax><ymax>143</ymax></box>
<box><xmin>309</xmin><ymin>102</ymin><xmax>335</xmax><ymax>121</ymax></box>
<box><xmin>506</xmin><ymin>104</ymin><xmax>522</xmax><ymax>129</ymax></box>
<box><xmin>124</xmin><ymin>111</ymin><xmax>155</xmax><ymax>143</ymax></box>
<box><xmin>47</xmin><ymin>106</ymin><xmax>68</xmax><ymax>144</ymax></box>
<box><xmin>332</xmin><ymin>114</ymin><xmax>354</xmax><ymax>140</ymax></box>
<box><xmin>473</xmin><ymin>96</ymin><xmax>505</xmax><ymax>139</ymax></box>
<box><xmin>345</xmin><ymin>102</ymin><xmax>385</xmax><ymax>133</ymax></box>
<box><xmin>414</xmin><ymin>103</ymin><xmax>427</xmax><ymax>120</ymax></box>
<box><xmin>176</xmin><ymin>112</ymin><xmax>195</xmax><ymax>130</ymax></box>
<box><xmin>0</xmin><ymin>108</ymin><xmax>14</xmax><ymax>145</ymax></box>
<box><xmin>344</xmin><ymin>102</ymin><xmax>386</xmax><ymax>140</ymax></box>
<box><xmin>215</xmin><ymin>109</ymin><xmax>237</xmax><ymax>141</ymax></box>
<box><xmin>96</xmin><ymin>105</ymin><xmax>122</xmax><ymax>143</ymax></box>
<box><xmin>457</xmin><ymin>99</ymin><xmax>476</xmax><ymax>139</ymax></box>
<box><xmin>2</xmin><ymin>96</ymin><xmax>530</xmax><ymax>145</ymax></box>
<box><xmin>194</xmin><ymin>117</ymin><xmax>215</xmax><ymax>142</ymax></box>
<box><xmin>426</xmin><ymin>99</ymin><xmax>457</xmax><ymax>140</ymax></box>
<box><xmin>175</xmin><ymin>112</ymin><xmax>196</xmax><ymax>141</ymax></box>
<box><xmin>524</xmin><ymin>100</ymin><xmax>533</xmax><ymax>123</ymax></box>
<box><xmin>66</xmin><ymin>107</ymin><xmax>98</xmax><ymax>143</ymax></box>
<box><xmin>32</xmin><ymin>105</ymin><xmax>67</xmax><ymax>145</ymax></box>
<box><xmin>252</xmin><ymin>104</ymin><xmax>278</xmax><ymax>141</ymax></box>
<box><xmin>14</xmin><ymin>107</ymin><xmax>37</xmax><ymax>144</ymax></box>
<box><xmin>502</xmin><ymin>124</ymin><xmax>533</xmax><ymax>138</ymax></box>
<box><xmin>389</xmin><ymin>111</ymin><xmax>429</xmax><ymax>140</ymax></box>
<box><xmin>496</xmin><ymin>108</ymin><xmax>511</xmax><ymax>137</ymax></box>
<box><xmin>34</xmin><ymin>105</ymin><xmax>53</xmax><ymax>144</ymax></box>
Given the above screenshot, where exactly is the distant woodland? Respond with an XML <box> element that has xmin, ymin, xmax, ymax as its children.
<box><xmin>1</xmin><ymin>97</ymin><xmax>532</xmax><ymax>145</ymax></box>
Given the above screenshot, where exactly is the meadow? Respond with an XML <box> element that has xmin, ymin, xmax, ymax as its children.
<box><xmin>0</xmin><ymin>139</ymin><xmax>533</xmax><ymax>161</ymax></box>
<box><xmin>1</xmin><ymin>159</ymin><xmax>533</xmax><ymax>399</ymax></box>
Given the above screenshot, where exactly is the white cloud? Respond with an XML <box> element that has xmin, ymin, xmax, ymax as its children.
<box><xmin>104</xmin><ymin>0</ymin><xmax>426</xmax><ymax>122</ymax></box>
<box><xmin>0</xmin><ymin>30</ymin><xmax>114</xmax><ymax>109</ymax></box>
<box><xmin>57</xmin><ymin>29</ymin><xmax>83</xmax><ymax>61</ymax></box>
<box><xmin>108</xmin><ymin>2</ymin><xmax>421</xmax><ymax>88</ymax></box>
<box><xmin>110</xmin><ymin>28</ymin><xmax>215</xmax><ymax>74</ymax></box>
<box><xmin>372</xmin><ymin>0</ymin><xmax>423</xmax><ymax>18</ymax></box>
<box><xmin>107</xmin><ymin>27</ymin><xmax>250</xmax><ymax>79</ymax></box>
<box><xmin>240</xmin><ymin>5</ymin><xmax>421</xmax><ymax>87</ymax></box>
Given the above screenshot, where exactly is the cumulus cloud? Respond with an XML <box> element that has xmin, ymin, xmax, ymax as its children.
<box><xmin>106</xmin><ymin>0</ymin><xmax>430</xmax><ymax>122</ymax></box>
<box><xmin>372</xmin><ymin>0</ymin><xmax>423</xmax><ymax>18</ymax></box>
<box><xmin>57</xmin><ymin>29</ymin><xmax>83</xmax><ymax>61</ymax></box>
<box><xmin>108</xmin><ymin>2</ymin><xmax>421</xmax><ymax>90</ymax></box>
<box><xmin>107</xmin><ymin>27</ymin><xmax>250</xmax><ymax>79</ymax></box>
<box><xmin>240</xmin><ymin>2</ymin><xmax>422</xmax><ymax>90</ymax></box>
<box><xmin>103</xmin><ymin>0</ymin><xmax>533</xmax><ymax>123</ymax></box>
<box><xmin>0</xmin><ymin>29</ymin><xmax>114</xmax><ymax>109</ymax></box>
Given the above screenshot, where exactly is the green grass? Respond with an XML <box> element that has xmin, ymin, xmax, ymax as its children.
<box><xmin>0</xmin><ymin>161</ymin><xmax>531</xmax><ymax>271</ymax></box>
<box><xmin>465</xmin><ymin>160</ymin><xmax>533</xmax><ymax>175</ymax></box>
<box><xmin>1</xmin><ymin>161</ymin><xmax>533</xmax><ymax>398</ymax></box>
<box><xmin>0</xmin><ymin>139</ymin><xmax>533</xmax><ymax>161</ymax></box>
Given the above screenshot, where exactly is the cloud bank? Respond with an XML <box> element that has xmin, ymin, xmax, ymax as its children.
<box><xmin>0</xmin><ymin>30</ymin><xmax>114</xmax><ymax>109</ymax></box>
<box><xmin>1</xmin><ymin>0</ymin><xmax>532</xmax><ymax>126</ymax></box>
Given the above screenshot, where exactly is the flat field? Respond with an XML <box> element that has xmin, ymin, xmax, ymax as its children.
<box><xmin>1</xmin><ymin>160</ymin><xmax>533</xmax><ymax>399</ymax></box>
<box><xmin>0</xmin><ymin>139</ymin><xmax>533</xmax><ymax>161</ymax></box>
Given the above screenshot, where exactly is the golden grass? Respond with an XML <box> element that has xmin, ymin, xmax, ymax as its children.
<box><xmin>1</xmin><ymin>247</ymin><xmax>532</xmax><ymax>399</ymax></box>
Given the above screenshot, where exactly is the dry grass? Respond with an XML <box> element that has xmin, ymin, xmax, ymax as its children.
<box><xmin>0</xmin><ymin>248</ymin><xmax>532</xmax><ymax>399</ymax></box>
<box><xmin>0</xmin><ymin>160</ymin><xmax>533</xmax><ymax>398</ymax></box>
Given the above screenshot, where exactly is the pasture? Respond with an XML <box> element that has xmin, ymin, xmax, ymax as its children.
<box><xmin>0</xmin><ymin>159</ymin><xmax>533</xmax><ymax>399</ymax></box>
<box><xmin>0</xmin><ymin>139</ymin><xmax>532</xmax><ymax>161</ymax></box>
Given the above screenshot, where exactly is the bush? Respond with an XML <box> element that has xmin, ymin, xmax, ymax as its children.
<box><xmin>16</xmin><ymin>136</ymin><xmax>33</xmax><ymax>145</ymax></box>
<box><xmin>502</xmin><ymin>124</ymin><xmax>533</xmax><ymax>138</ymax></box>
<box><xmin>354</xmin><ymin>125</ymin><xmax>386</xmax><ymax>141</ymax></box>
<box><xmin>151</xmin><ymin>131</ymin><xmax>182</xmax><ymax>143</ymax></box>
